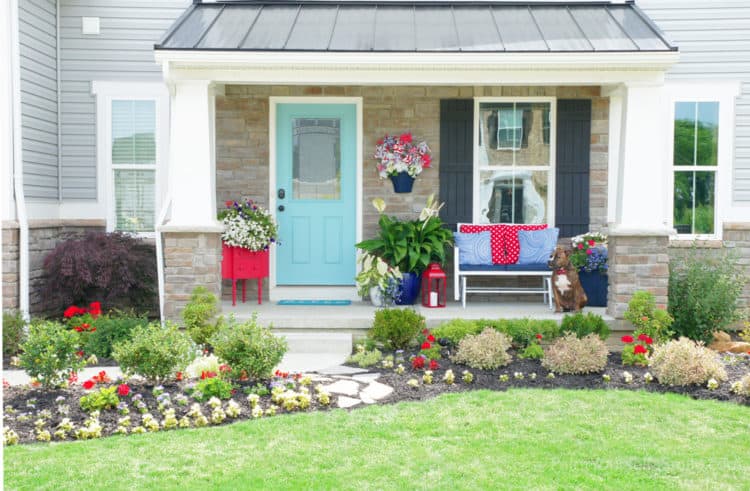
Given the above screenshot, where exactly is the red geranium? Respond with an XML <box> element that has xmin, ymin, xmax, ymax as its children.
<box><xmin>412</xmin><ymin>356</ymin><xmax>425</xmax><ymax>370</ymax></box>
<box><xmin>588</xmin><ymin>239</ymin><xmax>596</xmax><ymax>247</ymax></box>
<box><xmin>422</xmin><ymin>329</ymin><xmax>429</xmax><ymax>335</ymax></box>
<box><xmin>176</xmin><ymin>372</ymin><xmax>183</xmax><ymax>381</ymax></box>
<box><xmin>633</xmin><ymin>345</ymin><xmax>648</xmax><ymax>355</ymax></box>
<box><xmin>399</xmin><ymin>132</ymin><xmax>413</xmax><ymax>144</ymax></box>
<box><xmin>577</xmin><ymin>243</ymin><xmax>584</xmax><ymax>250</ymax></box>
<box><xmin>63</xmin><ymin>306</ymin><xmax>80</xmax><ymax>318</ymax></box>
<box><xmin>68</xmin><ymin>372</ymin><xmax>78</xmax><ymax>384</ymax></box>
<box><xmin>200</xmin><ymin>371</ymin><xmax>217</xmax><ymax>380</ymax></box>
<box><xmin>536</xmin><ymin>334</ymin><xmax>543</xmax><ymax>340</ymax></box>
<box><xmin>117</xmin><ymin>384</ymin><xmax>130</xmax><ymax>397</ymax></box>
<box><xmin>637</xmin><ymin>334</ymin><xmax>653</xmax><ymax>345</ymax></box>
<box><xmin>88</xmin><ymin>302</ymin><xmax>101</xmax><ymax>318</ymax></box>
<box><xmin>421</xmin><ymin>342</ymin><xmax>431</xmax><ymax>350</ymax></box>
<box><xmin>219</xmin><ymin>364</ymin><xmax>232</xmax><ymax>374</ymax></box>
<box><xmin>92</xmin><ymin>370</ymin><xmax>110</xmax><ymax>383</ymax></box>
<box><xmin>428</xmin><ymin>359</ymin><xmax>439</xmax><ymax>370</ymax></box>
<box><xmin>82</xmin><ymin>380</ymin><xmax>95</xmax><ymax>390</ymax></box>
<box><xmin>427</xmin><ymin>334</ymin><xmax>436</xmax><ymax>343</ymax></box>
<box><xmin>621</xmin><ymin>335</ymin><xmax>634</xmax><ymax>343</ymax></box>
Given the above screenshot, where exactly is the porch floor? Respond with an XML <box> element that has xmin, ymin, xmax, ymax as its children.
<box><xmin>221</xmin><ymin>299</ymin><xmax>610</xmax><ymax>332</ymax></box>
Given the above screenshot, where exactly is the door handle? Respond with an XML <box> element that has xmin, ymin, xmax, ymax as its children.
<box><xmin>278</xmin><ymin>205</ymin><xmax>285</xmax><ymax>212</ymax></box>
<box><xmin>278</xmin><ymin>188</ymin><xmax>286</xmax><ymax>199</ymax></box>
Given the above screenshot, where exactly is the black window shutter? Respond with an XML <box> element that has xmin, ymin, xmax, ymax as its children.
<box><xmin>555</xmin><ymin>99</ymin><xmax>591</xmax><ymax>238</ymax></box>
<box><xmin>439</xmin><ymin>99</ymin><xmax>473</xmax><ymax>230</ymax></box>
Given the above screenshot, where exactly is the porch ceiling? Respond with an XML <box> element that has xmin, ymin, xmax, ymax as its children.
<box><xmin>155</xmin><ymin>1</ymin><xmax>677</xmax><ymax>54</ymax></box>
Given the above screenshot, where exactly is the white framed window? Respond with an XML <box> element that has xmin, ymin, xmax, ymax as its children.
<box><xmin>92</xmin><ymin>82</ymin><xmax>169</xmax><ymax>236</ymax></box>
<box><xmin>666</xmin><ymin>82</ymin><xmax>739</xmax><ymax>240</ymax></box>
<box><xmin>474</xmin><ymin>97</ymin><xmax>556</xmax><ymax>224</ymax></box>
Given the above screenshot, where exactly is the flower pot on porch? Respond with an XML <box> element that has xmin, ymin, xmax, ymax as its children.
<box><xmin>389</xmin><ymin>171</ymin><xmax>415</xmax><ymax>193</ymax></box>
<box><xmin>395</xmin><ymin>272</ymin><xmax>421</xmax><ymax>305</ymax></box>
<box><xmin>578</xmin><ymin>271</ymin><xmax>608</xmax><ymax>307</ymax></box>
<box><xmin>221</xmin><ymin>244</ymin><xmax>269</xmax><ymax>305</ymax></box>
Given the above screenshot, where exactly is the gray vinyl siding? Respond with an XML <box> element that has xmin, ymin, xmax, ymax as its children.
<box><xmin>640</xmin><ymin>0</ymin><xmax>750</xmax><ymax>204</ymax></box>
<box><xmin>58</xmin><ymin>0</ymin><xmax>188</xmax><ymax>200</ymax></box>
<box><xmin>19</xmin><ymin>0</ymin><xmax>59</xmax><ymax>200</ymax></box>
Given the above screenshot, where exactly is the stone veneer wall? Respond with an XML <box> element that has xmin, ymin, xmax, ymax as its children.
<box><xmin>2</xmin><ymin>220</ymin><xmax>105</xmax><ymax>315</ymax></box>
<box><xmin>215</xmin><ymin>85</ymin><xmax>608</xmax><ymax>301</ymax></box>
<box><xmin>162</xmin><ymin>232</ymin><xmax>222</xmax><ymax>319</ymax></box>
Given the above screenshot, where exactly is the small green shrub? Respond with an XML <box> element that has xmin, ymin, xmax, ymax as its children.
<box><xmin>369</xmin><ymin>308</ymin><xmax>425</xmax><ymax>350</ymax></box>
<box><xmin>113</xmin><ymin>322</ymin><xmax>195</xmax><ymax>383</ymax></box>
<box><xmin>623</xmin><ymin>291</ymin><xmax>674</xmax><ymax>343</ymax></box>
<box><xmin>432</xmin><ymin>319</ymin><xmax>482</xmax><ymax>344</ymax></box>
<box><xmin>192</xmin><ymin>377</ymin><xmax>234</xmax><ymax>401</ymax></box>
<box><xmin>82</xmin><ymin>311</ymin><xmax>148</xmax><ymax>359</ymax></box>
<box><xmin>79</xmin><ymin>386</ymin><xmax>119</xmax><ymax>412</ymax></box>
<box><xmin>210</xmin><ymin>314</ymin><xmax>287</xmax><ymax>380</ymax></box>
<box><xmin>542</xmin><ymin>333</ymin><xmax>609</xmax><ymax>375</ymax></box>
<box><xmin>2</xmin><ymin>310</ymin><xmax>27</xmax><ymax>356</ymax></box>
<box><xmin>347</xmin><ymin>347</ymin><xmax>383</xmax><ymax>368</ymax></box>
<box><xmin>19</xmin><ymin>321</ymin><xmax>87</xmax><ymax>388</ymax></box>
<box><xmin>182</xmin><ymin>286</ymin><xmax>221</xmax><ymax>347</ymax></box>
<box><xmin>452</xmin><ymin>328</ymin><xmax>512</xmax><ymax>370</ymax></box>
<box><xmin>649</xmin><ymin>337</ymin><xmax>727</xmax><ymax>387</ymax></box>
<box><xmin>520</xmin><ymin>343</ymin><xmax>544</xmax><ymax>360</ymax></box>
<box><xmin>560</xmin><ymin>312</ymin><xmax>610</xmax><ymax>340</ymax></box>
<box><xmin>486</xmin><ymin>318</ymin><xmax>561</xmax><ymax>347</ymax></box>
<box><xmin>669</xmin><ymin>247</ymin><xmax>746</xmax><ymax>343</ymax></box>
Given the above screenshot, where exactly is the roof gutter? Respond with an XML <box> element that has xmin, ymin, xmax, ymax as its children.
<box><xmin>9</xmin><ymin>0</ymin><xmax>29</xmax><ymax>319</ymax></box>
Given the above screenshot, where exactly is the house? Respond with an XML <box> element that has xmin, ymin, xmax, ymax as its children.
<box><xmin>2</xmin><ymin>0</ymin><xmax>749</xmax><ymax>323</ymax></box>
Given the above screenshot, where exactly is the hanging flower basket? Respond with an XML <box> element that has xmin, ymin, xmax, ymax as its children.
<box><xmin>374</xmin><ymin>132</ymin><xmax>431</xmax><ymax>193</ymax></box>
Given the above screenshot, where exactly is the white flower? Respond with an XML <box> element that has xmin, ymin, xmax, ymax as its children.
<box><xmin>644</xmin><ymin>372</ymin><xmax>654</xmax><ymax>383</ymax></box>
<box><xmin>622</xmin><ymin>372</ymin><xmax>633</xmax><ymax>384</ymax></box>
<box><xmin>707</xmin><ymin>378</ymin><xmax>719</xmax><ymax>390</ymax></box>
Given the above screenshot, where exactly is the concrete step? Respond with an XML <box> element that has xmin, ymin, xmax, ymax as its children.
<box><xmin>275</xmin><ymin>332</ymin><xmax>352</xmax><ymax>355</ymax></box>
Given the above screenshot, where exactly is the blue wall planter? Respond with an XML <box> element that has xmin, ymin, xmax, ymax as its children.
<box><xmin>390</xmin><ymin>171</ymin><xmax>415</xmax><ymax>193</ymax></box>
<box><xmin>395</xmin><ymin>272</ymin><xmax>421</xmax><ymax>305</ymax></box>
<box><xmin>579</xmin><ymin>271</ymin><xmax>608</xmax><ymax>307</ymax></box>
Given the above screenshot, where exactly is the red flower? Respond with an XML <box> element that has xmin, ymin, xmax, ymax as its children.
<box><xmin>92</xmin><ymin>370</ymin><xmax>110</xmax><ymax>383</ymax></box>
<box><xmin>82</xmin><ymin>380</ymin><xmax>95</xmax><ymax>390</ymax></box>
<box><xmin>634</xmin><ymin>345</ymin><xmax>648</xmax><ymax>355</ymax></box>
<box><xmin>231</xmin><ymin>389</ymin><xmax>237</xmax><ymax>395</ymax></box>
<box><xmin>536</xmin><ymin>334</ymin><xmax>543</xmax><ymax>340</ymax></box>
<box><xmin>577</xmin><ymin>243</ymin><xmax>584</xmax><ymax>250</ymax></box>
<box><xmin>88</xmin><ymin>302</ymin><xmax>101</xmax><ymax>318</ymax></box>
<box><xmin>428</xmin><ymin>359</ymin><xmax>439</xmax><ymax>370</ymax></box>
<box><xmin>74</xmin><ymin>326</ymin><xmax>83</xmax><ymax>332</ymax></box>
<box><xmin>427</xmin><ymin>334</ymin><xmax>436</xmax><ymax>343</ymax></box>
<box><xmin>117</xmin><ymin>384</ymin><xmax>130</xmax><ymax>397</ymax></box>
<box><xmin>421</xmin><ymin>342</ymin><xmax>431</xmax><ymax>350</ymax></box>
<box><xmin>63</xmin><ymin>306</ymin><xmax>79</xmax><ymax>318</ymax></box>
<box><xmin>399</xmin><ymin>132</ymin><xmax>413</xmax><ymax>144</ymax></box>
<box><xmin>90</xmin><ymin>327</ymin><xmax>96</xmax><ymax>332</ymax></box>
<box><xmin>68</xmin><ymin>372</ymin><xmax>78</xmax><ymax>384</ymax></box>
<box><xmin>422</xmin><ymin>329</ymin><xmax>429</xmax><ymax>335</ymax></box>
<box><xmin>76</xmin><ymin>351</ymin><xmax>84</xmax><ymax>358</ymax></box>
<box><xmin>200</xmin><ymin>371</ymin><xmax>217</xmax><ymax>380</ymax></box>
<box><xmin>412</xmin><ymin>356</ymin><xmax>425</xmax><ymax>370</ymax></box>
<box><xmin>176</xmin><ymin>372</ymin><xmax>183</xmax><ymax>381</ymax></box>
<box><xmin>621</xmin><ymin>335</ymin><xmax>634</xmax><ymax>343</ymax></box>
<box><xmin>219</xmin><ymin>364</ymin><xmax>232</xmax><ymax>373</ymax></box>
<box><xmin>225</xmin><ymin>200</ymin><xmax>233</xmax><ymax>207</ymax></box>
<box><xmin>377</xmin><ymin>138</ymin><xmax>384</xmax><ymax>145</ymax></box>
<box><xmin>586</xmin><ymin>249</ymin><xmax>593</xmax><ymax>255</ymax></box>
<box><xmin>588</xmin><ymin>239</ymin><xmax>596</xmax><ymax>246</ymax></box>
<box><xmin>643</xmin><ymin>336</ymin><xmax>653</xmax><ymax>345</ymax></box>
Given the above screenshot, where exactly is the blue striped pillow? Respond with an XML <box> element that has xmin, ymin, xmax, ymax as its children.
<box><xmin>453</xmin><ymin>231</ymin><xmax>493</xmax><ymax>265</ymax></box>
<box><xmin>517</xmin><ymin>228</ymin><xmax>559</xmax><ymax>265</ymax></box>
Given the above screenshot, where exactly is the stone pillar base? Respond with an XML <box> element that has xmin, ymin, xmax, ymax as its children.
<box><xmin>2</xmin><ymin>223</ymin><xmax>19</xmax><ymax>310</ymax></box>
<box><xmin>163</xmin><ymin>232</ymin><xmax>222</xmax><ymax>321</ymax></box>
<box><xmin>607</xmin><ymin>232</ymin><xmax>670</xmax><ymax>320</ymax></box>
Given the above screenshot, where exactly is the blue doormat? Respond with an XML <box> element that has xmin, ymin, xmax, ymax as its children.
<box><xmin>277</xmin><ymin>300</ymin><xmax>352</xmax><ymax>306</ymax></box>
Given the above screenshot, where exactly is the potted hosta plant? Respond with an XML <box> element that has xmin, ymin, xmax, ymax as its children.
<box><xmin>356</xmin><ymin>196</ymin><xmax>452</xmax><ymax>305</ymax></box>
<box><xmin>219</xmin><ymin>199</ymin><xmax>278</xmax><ymax>305</ymax></box>
<box><xmin>570</xmin><ymin>232</ymin><xmax>608</xmax><ymax>307</ymax></box>
<box><xmin>374</xmin><ymin>132</ymin><xmax>432</xmax><ymax>193</ymax></box>
<box><xmin>356</xmin><ymin>252</ymin><xmax>402</xmax><ymax>307</ymax></box>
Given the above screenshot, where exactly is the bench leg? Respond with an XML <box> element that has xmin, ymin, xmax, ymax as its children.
<box><xmin>546</xmin><ymin>277</ymin><xmax>553</xmax><ymax>310</ymax></box>
<box><xmin>462</xmin><ymin>276</ymin><xmax>467</xmax><ymax>308</ymax></box>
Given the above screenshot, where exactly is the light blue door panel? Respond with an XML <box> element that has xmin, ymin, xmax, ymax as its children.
<box><xmin>276</xmin><ymin>103</ymin><xmax>356</xmax><ymax>285</ymax></box>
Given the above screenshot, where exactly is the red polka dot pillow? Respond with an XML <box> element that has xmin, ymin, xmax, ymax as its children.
<box><xmin>502</xmin><ymin>224</ymin><xmax>548</xmax><ymax>264</ymax></box>
<box><xmin>458</xmin><ymin>224</ymin><xmax>506</xmax><ymax>264</ymax></box>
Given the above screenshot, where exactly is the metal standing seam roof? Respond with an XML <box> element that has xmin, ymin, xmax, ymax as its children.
<box><xmin>155</xmin><ymin>0</ymin><xmax>677</xmax><ymax>53</ymax></box>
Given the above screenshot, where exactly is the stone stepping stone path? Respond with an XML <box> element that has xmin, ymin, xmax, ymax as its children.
<box><xmin>313</xmin><ymin>373</ymin><xmax>394</xmax><ymax>408</ymax></box>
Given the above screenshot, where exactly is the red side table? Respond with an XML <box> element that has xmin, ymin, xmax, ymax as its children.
<box><xmin>221</xmin><ymin>244</ymin><xmax>269</xmax><ymax>305</ymax></box>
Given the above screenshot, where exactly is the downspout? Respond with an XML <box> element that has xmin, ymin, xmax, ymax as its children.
<box><xmin>10</xmin><ymin>0</ymin><xmax>29</xmax><ymax>319</ymax></box>
<box><xmin>155</xmin><ymin>195</ymin><xmax>172</xmax><ymax>326</ymax></box>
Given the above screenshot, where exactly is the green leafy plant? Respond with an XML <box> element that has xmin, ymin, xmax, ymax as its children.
<box><xmin>432</xmin><ymin>319</ymin><xmax>483</xmax><ymax>344</ymax></box>
<box><xmin>2</xmin><ymin>310</ymin><xmax>27</xmax><ymax>356</ymax></box>
<box><xmin>182</xmin><ymin>286</ymin><xmax>221</xmax><ymax>347</ymax></box>
<box><xmin>520</xmin><ymin>335</ymin><xmax>545</xmax><ymax>360</ymax></box>
<box><xmin>82</xmin><ymin>311</ymin><xmax>148</xmax><ymax>359</ymax></box>
<box><xmin>347</xmin><ymin>346</ymin><xmax>383</xmax><ymax>368</ymax></box>
<box><xmin>19</xmin><ymin>321</ymin><xmax>87</xmax><ymax>388</ymax></box>
<box><xmin>560</xmin><ymin>312</ymin><xmax>610</xmax><ymax>340</ymax></box>
<box><xmin>452</xmin><ymin>328</ymin><xmax>512</xmax><ymax>370</ymax></box>
<box><xmin>355</xmin><ymin>253</ymin><xmax>402</xmax><ymax>304</ymax></box>
<box><xmin>356</xmin><ymin>195</ymin><xmax>453</xmax><ymax>274</ymax></box>
<box><xmin>669</xmin><ymin>247</ymin><xmax>746</xmax><ymax>343</ymax></box>
<box><xmin>486</xmin><ymin>319</ymin><xmax>561</xmax><ymax>348</ymax></box>
<box><xmin>79</xmin><ymin>386</ymin><xmax>120</xmax><ymax>412</ymax></box>
<box><xmin>623</xmin><ymin>291</ymin><xmax>674</xmax><ymax>343</ymax></box>
<box><xmin>113</xmin><ymin>322</ymin><xmax>196</xmax><ymax>383</ymax></box>
<box><xmin>192</xmin><ymin>377</ymin><xmax>234</xmax><ymax>402</ymax></box>
<box><xmin>210</xmin><ymin>314</ymin><xmax>287</xmax><ymax>380</ymax></box>
<box><xmin>542</xmin><ymin>333</ymin><xmax>609</xmax><ymax>375</ymax></box>
<box><xmin>649</xmin><ymin>337</ymin><xmax>727</xmax><ymax>386</ymax></box>
<box><xmin>369</xmin><ymin>308</ymin><xmax>425</xmax><ymax>350</ymax></box>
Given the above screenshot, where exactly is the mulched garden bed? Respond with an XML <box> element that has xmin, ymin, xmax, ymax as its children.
<box><xmin>4</xmin><ymin>350</ymin><xmax>749</xmax><ymax>446</ymax></box>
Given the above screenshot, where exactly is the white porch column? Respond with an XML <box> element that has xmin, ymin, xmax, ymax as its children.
<box><xmin>163</xmin><ymin>80</ymin><xmax>222</xmax><ymax>231</ymax></box>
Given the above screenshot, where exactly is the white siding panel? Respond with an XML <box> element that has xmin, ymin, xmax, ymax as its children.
<box><xmin>59</xmin><ymin>0</ymin><xmax>189</xmax><ymax>200</ymax></box>
<box><xmin>640</xmin><ymin>0</ymin><xmax>750</xmax><ymax>204</ymax></box>
<box><xmin>19</xmin><ymin>0</ymin><xmax>59</xmax><ymax>200</ymax></box>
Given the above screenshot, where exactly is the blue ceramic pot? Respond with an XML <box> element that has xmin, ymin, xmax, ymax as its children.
<box><xmin>395</xmin><ymin>272</ymin><xmax>421</xmax><ymax>305</ymax></box>
<box><xmin>578</xmin><ymin>271</ymin><xmax>608</xmax><ymax>307</ymax></box>
<box><xmin>390</xmin><ymin>171</ymin><xmax>415</xmax><ymax>193</ymax></box>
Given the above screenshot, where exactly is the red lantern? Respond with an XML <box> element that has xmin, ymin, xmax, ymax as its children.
<box><xmin>421</xmin><ymin>263</ymin><xmax>447</xmax><ymax>308</ymax></box>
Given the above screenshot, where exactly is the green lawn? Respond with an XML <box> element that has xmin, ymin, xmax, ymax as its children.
<box><xmin>4</xmin><ymin>389</ymin><xmax>749</xmax><ymax>490</ymax></box>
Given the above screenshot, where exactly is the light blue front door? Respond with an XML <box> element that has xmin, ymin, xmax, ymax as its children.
<box><xmin>275</xmin><ymin>103</ymin><xmax>357</xmax><ymax>285</ymax></box>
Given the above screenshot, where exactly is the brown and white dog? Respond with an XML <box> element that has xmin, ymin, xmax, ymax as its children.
<box><xmin>548</xmin><ymin>246</ymin><xmax>587</xmax><ymax>313</ymax></box>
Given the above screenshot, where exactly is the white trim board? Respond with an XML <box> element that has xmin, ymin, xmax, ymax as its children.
<box><xmin>268</xmin><ymin>96</ymin><xmax>363</xmax><ymax>301</ymax></box>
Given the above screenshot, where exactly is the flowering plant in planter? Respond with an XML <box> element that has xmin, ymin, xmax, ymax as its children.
<box><xmin>374</xmin><ymin>132</ymin><xmax>432</xmax><ymax>179</ymax></box>
<box><xmin>355</xmin><ymin>252</ymin><xmax>402</xmax><ymax>306</ymax></box>
<box><xmin>219</xmin><ymin>199</ymin><xmax>278</xmax><ymax>251</ymax></box>
<box><xmin>570</xmin><ymin>232</ymin><xmax>608</xmax><ymax>274</ymax></box>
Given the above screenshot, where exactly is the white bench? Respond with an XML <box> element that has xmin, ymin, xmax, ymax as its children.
<box><xmin>453</xmin><ymin>224</ymin><xmax>554</xmax><ymax>309</ymax></box>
